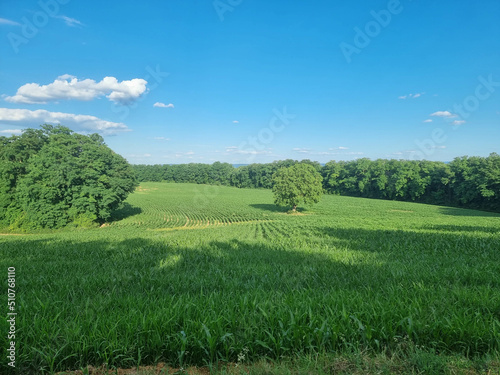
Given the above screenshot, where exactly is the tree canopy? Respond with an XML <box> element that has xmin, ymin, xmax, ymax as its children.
<box><xmin>272</xmin><ymin>163</ymin><xmax>323</xmax><ymax>211</ymax></box>
<box><xmin>0</xmin><ymin>125</ymin><xmax>138</xmax><ymax>230</ymax></box>
<box><xmin>131</xmin><ymin>154</ymin><xmax>500</xmax><ymax>213</ymax></box>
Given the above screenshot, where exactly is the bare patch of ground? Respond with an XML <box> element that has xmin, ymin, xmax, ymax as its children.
<box><xmin>135</xmin><ymin>186</ymin><xmax>159</xmax><ymax>193</ymax></box>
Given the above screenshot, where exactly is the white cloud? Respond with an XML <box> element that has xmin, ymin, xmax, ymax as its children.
<box><xmin>56</xmin><ymin>15</ymin><xmax>83</xmax><ymax>27</ymax></box>
<box><xmin>225</xmin><ymin>146</ymin><xmax>272</xmax><ymax>155</ymax></box>
<box><xmin>232</xmin><ymin>120</ymin><xmax>239</xmax><ymax>124</ymax></box>
<box><xmin>292</xmin><ymin>147</ymin><xmax>310</xmax><ymax>153</ymax></box>
<box><xmin>171</xmin><ymin>151</ymin><xmax>196</xmax><ymax>158</ymax></box>
<box><xmin>0</xmin><ymin>108</ymin><xmax>129</xmax><ymax>135</ymax></box>
<box><xmin>425</xmin><ymin>146</ymin><xmax>446</xmax><ymax>150</ymax></box>
<box><xmin>0</xmin><ymin>18</ymin><xmax>21</xmax><ymax>26</ymax></box>
<box><xmin>423</xmin><ymin>119</ymin><xmax>433</xmax><ymax>123</ymax></box>
<box><xmin>128</xmin><ymin>153</ymin><xmax>152</xmax><ymax>158</ymax></box>
<box><xmin>430</xmin><ymin>111</ymin><xmax>457</xmax><ymax>118</ymax></box>
<box><xmin>5</xmin><ymin>75</ymin><xmax>148</xmax><ymax>105</ymax></box>
<box><xmin>153</xmin><ymin>102</ymin><xmax>174</xmax><ymax>108</ymax></box>
<box><xmin>453</xmin><ymin>120</ymin><xmax>466</xmax><ymax>125</ymax></box>
<box><xmin>153</xmin><ymin>136</ymin><xmax>170</xmax><ymax>141</ymax></box>
<box><xmin>174</xmin><ymin>151</ymin><xmax>196</xmax><ymax>158</ymax></box>
<box><xmin>238</xmin><ymin>150</ymin><xmax>271</xmax><ymax>155</ymax></box>
<box><xmin>294</xmin><ymin>147</ymin><xmax>362</xmax><ymax>156</ymax></box>
<box><xmin>399</xmin><ymin>92</ymin><xmax>424</xmax><ymax>99</ymax></box>
<box><xmin>0</xmin><ymin>129</ymin><xmax>23</xmax><ymax>135</ymax></box>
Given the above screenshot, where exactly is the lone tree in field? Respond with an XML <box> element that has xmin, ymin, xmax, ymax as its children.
<box><xmin>272</xmin><ymin>163</ymin><xmax>323</xmax><ymax>212</ymax></box>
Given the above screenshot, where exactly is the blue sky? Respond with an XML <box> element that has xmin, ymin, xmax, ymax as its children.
<box><xmin>1</xmin><ymin>0</ymin><xmax>499</xmax><ymax>164</ymax></box>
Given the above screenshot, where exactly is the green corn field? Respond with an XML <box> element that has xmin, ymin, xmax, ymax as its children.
<box><xmin>1</xmin><ymin>182</ymin><xmax>500</xmax><ymax>374</ymax></box>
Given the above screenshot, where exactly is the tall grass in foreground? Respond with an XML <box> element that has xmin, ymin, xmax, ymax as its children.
<box><xmin>1</xmin><ymin>183</ymin><xmax>499</xmax><ymax>374</ymax></box>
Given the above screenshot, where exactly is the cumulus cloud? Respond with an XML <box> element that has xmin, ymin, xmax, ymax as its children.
<box><xmin>5</xmin><ymin>75</ymin><xmax>148</xmax><ymax>105</ymax></box>
<box><xmin>430</xmin><ymin>111</ymin><xmax>457</xmax><ymax>118</ymax></box>
<box><xmin>232</xmin><ymin>120</ymin><xmax>239</xmax><ymax>124</ymax></box>
<box><xmin>153</xmin><ymin>102</ymin><xmax>174</xmax><ymax>108</ymax></box>
<box><xmin>453</xmin><ymin>120</ymin><xmax>466</xmax><ymax>125</ymax></box>
<box><xmin>329</xmin><ymin>146</ymin><xmax>349</xmax><ymax>150</ymax></box>
<box><xmin>423</xmin><ymin>119</ymin><xmax>433</xmax><ymax>123</ymax></box>
<box><xmin>0</xmin><ymin>108</ymin><xmax>129</xmax><ymax>135</ymax></box>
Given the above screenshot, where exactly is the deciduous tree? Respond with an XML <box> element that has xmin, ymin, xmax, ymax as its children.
<box><xmin>272</xmin><ymin>163</ymin><xmax>323</xmax><ymax>211</ymax></box>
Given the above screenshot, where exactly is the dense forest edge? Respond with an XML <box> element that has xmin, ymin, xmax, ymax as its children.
<box><xmin>1</xmin><ymin>125</ymin><xmax>499</xmax><ymax>230</ymax></box>
<box><xmin>133</xmin><ymin>153</ymin><xmax>500</xmax><ymax>213</ymax></box>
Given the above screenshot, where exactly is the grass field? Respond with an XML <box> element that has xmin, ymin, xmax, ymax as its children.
<box><xmin>1</xmin><ymin>182</ymin><xmax>500</xmax><ymax>374</ymax></box>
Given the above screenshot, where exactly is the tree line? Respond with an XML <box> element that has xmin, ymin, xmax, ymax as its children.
<box><xmin>2</xmin><ymin>125</ymin><xmax>497</xmax><ymax>231</ymax></box>
<box><xmin>133</xmin><ymin>153</ymin><xmax>500</xmax><ymax>212</ymax></box>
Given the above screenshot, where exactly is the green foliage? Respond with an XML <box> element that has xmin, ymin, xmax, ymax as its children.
<box><xmin>0</xmin><ymin>125</ymin><xmax>137</xmax><ymax>229</ymax></box>
<box><xmin>272</xmin><ymin>163</ymin><xmax>323</xmax><ymax>211</ymax></box>
<box><xmin>450</xmin><ymin>153</ymin><xmax>500</xmax><ymax>211</ymax></box>
<box><xmin>132</xmin><ymin>154</ymin><xmax>500</xmax><ymax>213</ymax></box>
<box><xmin>321</xmin><ymin>155</ymin><xmax>500</xmax><ymax>212</ymax></box>
<box><xmin>1</xmin><ymin>182</ymin><xmax>500</xmax><ymax>373</ymax></box>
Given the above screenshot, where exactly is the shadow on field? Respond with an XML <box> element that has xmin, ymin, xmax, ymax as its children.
<box><xmin>4</xmin><ymin>227</ymin><xmax>499</xmax><ymax>298</ymax></box>
<box><xmin>420</xmin><ymin>224</ymin><xmax>499</xmax><ymax>234</ymax></box>
<box><xmin>314</xmin><ymin>226</ymin><xmax>500</xmax><ymax>287</ymax></box>
<box><xmin>438</xmin><ymin>206</ymin><xmax>500</xmax><ymax>217</ymax></box>
<box><xmin>250</xmin><ymin>203</ymin><xmax>308</xmax><ymax>213</ymax></box>
<box><xmin>4</xmin><ymin>227</ymin><xmax>499</xmax><ymax>299</ymax></box>
<box><xmin>2</xmin><ymin>228</ymin><xmax>500</xmax><ymax>373</ymax></box>
<box><xmin>108</xmin><ymin>202</ymin><xmax>142</xmax><ymax>222</ymax></box>
<box><xmin>2</xmin><ymin>236</ymin><xmax>378</xmax><ymax>296</ymax></box>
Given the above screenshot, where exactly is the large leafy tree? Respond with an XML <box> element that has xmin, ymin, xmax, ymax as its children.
<box><xmin>0</xmin><ymin>125</ymin><xmax>137</xmax><ymax>230</ymax></box>
<box><xmin>272</xmin><ymin>163</ymin><xmax>323</xmax><ymax>211</ymax></box>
